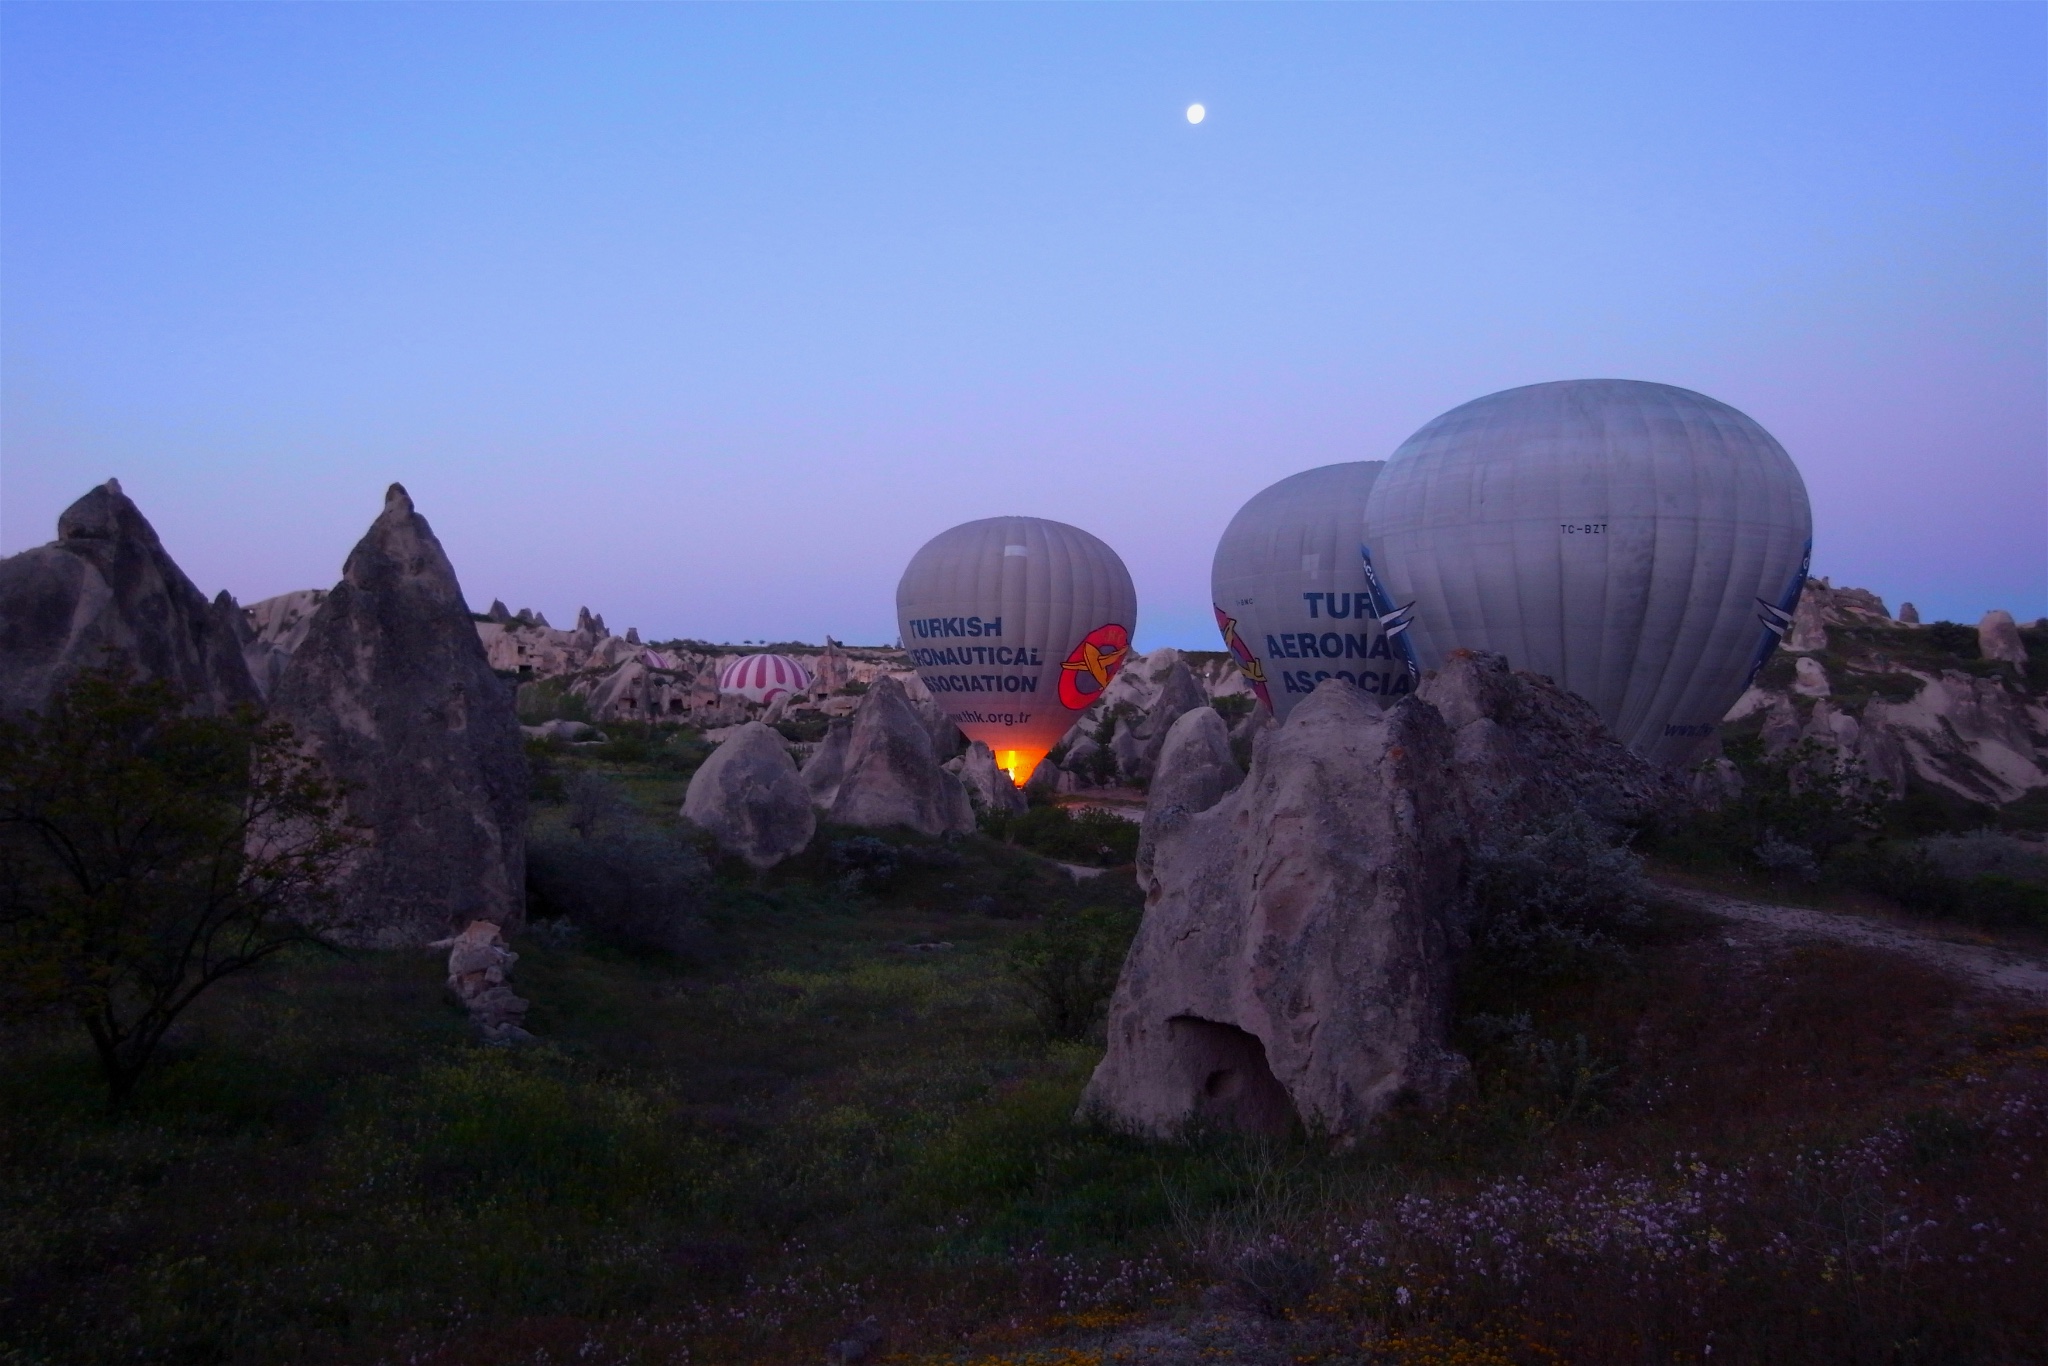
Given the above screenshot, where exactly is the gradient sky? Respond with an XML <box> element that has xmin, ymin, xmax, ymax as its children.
<box><xmin>4</xmin><ymin>3</ymin><xmax>2042</xmax><ymax>648</ymax></box>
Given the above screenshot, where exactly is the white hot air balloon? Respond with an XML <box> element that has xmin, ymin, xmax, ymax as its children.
<box><xmin>1210</xmin><ymin>462</ymin><xmax>1415</xmax><ymax>723</ymax></box>
<box><xmin>718</xmin><ymin>652</ymin><xmax>812</xmax><ymax>706</ymax></box>
<box><xmin>897</xmin><ymin>516</ymin><xmax>1138</xmax><ymax>786</ymax></box>
<box><xmin>1362</xmin><ymin>379</ymin><xmax>1812</xmax><ymax>768</ymax></box>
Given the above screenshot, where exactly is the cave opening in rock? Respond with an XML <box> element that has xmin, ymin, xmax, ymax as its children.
<box><xmin>1167</xmin><ymin>1016</ymin><xmax>1298</xmax><ymax>1137</ymax></box>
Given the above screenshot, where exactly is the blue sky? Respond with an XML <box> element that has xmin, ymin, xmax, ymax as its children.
<box><xmin>4</xmin><ymin>3</ymin><xmax>2042</xmax><ymax>647</ymax></box>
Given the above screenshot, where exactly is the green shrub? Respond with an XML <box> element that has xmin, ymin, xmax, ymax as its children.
<box><xmin>1005</xmin><ymin>901</ymin><xmax>1141</xmax><ymax>1039</ymax></box>
<box><xmin>981</xmin><ymin>804</ymin><xmax>1139</xmax><ymax>867</ymax></box>
<box><xmin>1650</xmin><ymin>735</ymin><xmax>1886</xmax><ymax>875</ymax></box>
<box><xmin>1835</xmin><ymin>846</ymin><xmax>2048</xmax><ymax>930</ymax></box>
<box><xmin>527</xmin><ymin>776</ymin><xmax>713</xmax><ymax>956</ymax></box>
<box><xmin>1468</xmin><ymin>810</ymin><xmax>1648</xmax><ymax>977</ymax></box>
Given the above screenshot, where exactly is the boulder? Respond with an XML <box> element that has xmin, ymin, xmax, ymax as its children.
<box><xmin>1898</xmin><ymin>602</ymin><xmax>1921</xmax><ymax>625</ymax></box>
<box><xmin>1980</xmin><ymin>610</ymin><xmax>2027</xmax><ymax>667</ymax></box>
<box><xmin>428</xmin><ymin>920</ymin><xmax>532</xmax><ymax>1043</ymax></box>
<box><xmin>1136</xmin><ymin>707</ymin><xmax>1243</xmax><ymax>880</ymax></box>
<box><xmin>268</xmin><ymin>485</ymin><xmax>527</xmax><ymax>947</ymax></box>
<box><xmin>828</xmin><ymin>676</ymin><xmax>975</xmax><ymax>837</ymax></box>
<box><xmin>1416</xmin><ymin>650</ymin><xmax>1679</xmax><ymax>830</ymax></box>
<box><xmin>0</xmin><ymin>479</ymin><xmax>260</xmax><ymax>719</ymax></box>
<box><xmin>955</xmin><ymin>741</ymin><xmax>1028</xmax><ymax>816</ymax></box>
<box><xmin>1080</xmin><ymin>682</ymin><xmax>1468</xmax><ymax>1146</ymax></box>
<box><xmin>681</xmin><ymin>721</ymin><xmax>815</xmax><ymax>869</ymax></box>
<box><xmin>1791</xmin><ymin>656</ymin><xmax>1831</xmax><ymax>697</ymax></box>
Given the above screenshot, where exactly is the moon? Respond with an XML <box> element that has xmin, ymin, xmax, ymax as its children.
<box><xmin>1186</xmin><ymin>103</ymin><xmax>1206</xmax><ymax>125</ymax></box>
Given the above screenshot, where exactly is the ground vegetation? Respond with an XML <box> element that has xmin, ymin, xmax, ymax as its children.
<box><xmin>0</xmin><ymin>724</ymin><xmax>2042</xmax><ymax>1364</ymax></box>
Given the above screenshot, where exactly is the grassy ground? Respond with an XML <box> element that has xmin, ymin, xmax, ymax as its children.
<box><xmin>2</xmin><ymin>744</ymin><xmax>2043</xmax><ymax>1365</ymax></box>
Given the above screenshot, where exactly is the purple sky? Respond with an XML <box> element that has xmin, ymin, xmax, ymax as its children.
<box><xmin>4</xmin><ymin>3</ymin><xmax>2042</xmax><ymax>647</ymax></box>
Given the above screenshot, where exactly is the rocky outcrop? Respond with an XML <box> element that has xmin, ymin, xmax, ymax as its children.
<box><xmin>1785</xmin><ymin>579</ymin><xmax>1894</xmax><ymax>652</ymax></box>
<box><xmin>1418</xmin><ymin>650</ymin><xmax>1679</xmax><ymax>832</ymax></box>
<box><xmin>1720</xmin><ymin>587</ymin><xmax>2047</xmax><ymax>807</ymax></box>
<box><xmin>1980</xmin><ymin>611</ymin><xmax>2027</xmax><ymax>667</ymax></box>
<box><xmin>1120</xmin><ymin>661</ymin><xmax>1209</xmax><ymax>785</ymax></box>
<box><xmin>1898</xmin><ymin>602</ymin><xmax>1921</xmax><ymax>624</ymax></box>
<box><xmin>1082</xmin><ymin>683</ymin><xmax>1468</xmax><ymax>1146</ymax></box>
<box><xmin>0</xmin><ymin>480</ymin><xmax>260</xmax><ymax>718</ymax></box>
<box><xmin>1136</xmin><ymin>707</ymin><xmax>1243</xmax><ymax>879</ymax></box>
<box><xmin>827</xmin><ymin>676</ymin><xmax>974</xmax><ymax>837</ymax></box>
<box><xmin>681</xmin><ymin>721</ymin><xmax>815</xmax><ymax>868</ymax></box>
<box><xmin>241</xmin><ymin>588</ymin><xmax>329</xmax><ymax>698</ymax></box>
<box><xmin>429</xmin><ymin>920</ymin><xmax>532</xmax><ymax>1043</ymax></box>
<box><xmin>1859</xmin><ymin>671</ymin><xmax>2048</xmax><ymax>804</ymax></box>
<box><xmin>951</xmin><ymin>741</ymin><xmax>1029</xmax><ymax>816</ymax></box>
<box><xmin>268</xmin><ymin>485</ymin><xmax>527</xmax><ymax>947</ymax></box>
<box><xmin>802</xmin><ymin>717</ymin><xmax>855</xmax><ymax>808</ymax></box>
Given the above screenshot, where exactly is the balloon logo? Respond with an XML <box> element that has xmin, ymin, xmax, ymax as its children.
<box><xmin>1212</xmin><ymin>607</ymin><xmax>1271</xmax><ymax>712</ymax></box>
<box><xmin>1057</xmin><ymin>623</ymin><xmax>1131</xmax><ymax>709</ymax></box>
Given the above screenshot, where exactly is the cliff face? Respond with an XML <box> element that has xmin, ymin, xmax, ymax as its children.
<box><xmin>1721</xmin><ymin>581</ymin><xmax>2047</xmax><ymax>808</ymax></box>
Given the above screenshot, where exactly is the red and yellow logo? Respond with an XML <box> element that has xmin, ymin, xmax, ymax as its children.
<box><xmin>1213</xmin><ymin>606</ymin><xmax>1272</xmax><ymax>713</ymax></box>
<box><xmin>1057</xmin><ymin>623</ymin><xmax>1130</xmax><ymax>710</ymax></box>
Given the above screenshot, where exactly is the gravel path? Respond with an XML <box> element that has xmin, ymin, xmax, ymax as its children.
<box><xmin>1658</xmin><ymin>883</ymin><xmax>2048</xmax><ymax>1002</ymax></box>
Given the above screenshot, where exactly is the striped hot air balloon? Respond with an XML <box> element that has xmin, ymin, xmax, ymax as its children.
<box><xmin>718</xmin><ymin>653</ymin><xmax>812</xmax><ymax>706</ymax></box>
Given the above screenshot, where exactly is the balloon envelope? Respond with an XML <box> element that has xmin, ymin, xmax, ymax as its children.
<box><xmin>718</xmin><ymin>653</ymin><xmax>811</xmax><ymax>705</ymax></box>
<box><xmin>896</xmin><ymin>516</ymin><xmax>1138</xmax><ymax>785</ymax></box>
<box><xmin>1363</xmin><ymin>379</ymin><xmax>1811</xmax><ymax>767</ymax></box>
<box><xmin>1211</xmin><ymin>462</ymin><xmax>1412</xmax><ymax>723</ymax></box>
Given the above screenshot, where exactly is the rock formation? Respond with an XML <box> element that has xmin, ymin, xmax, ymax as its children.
<box><xmin>1120</xmin><ymin>660</ymin><xmax>1209</xmax><ymax>784</ymax></box>
<box><xmin>268</xmin><ymin>485</ymin><xmax>527</xmax><ymax>948</ymax></box>
<box><xmin>1081</xmin><ymin>683</ymin><xmax>1468</xmax><ymax>1145</ymax></box>
<box><xmin>1417</xmin><ymin>650</ymin><xmax>1679</xmax><ymax>832</ymax></box>
<box><xmin>801</xmin><ymin>717</ymin><xmax>854</xmax><ymax>809</ymax></box>
<box><xmin>827</xmin><ymin>676</ymin><xmax>975</xmax><ymax>837</ymax></box>
<box><xmin>1980</xmin><ymin>610</ymin><xmax>2027</xmax><ymax>667</ymax></box>
<box><xmin>1791</xmin><ymin>656</ymin><xmax>1831</xmax><ymax>697</ymax></box>
<box><xmin>681</xmin><ymin>721</ymin><xmax>815</xmax><ymax>868</ymax></box>
<box><xmin>1785</xmin><ymin>579</ymin><xmax>1893</xmax><ymax>652</ymax></box>
<box><xmin>240</xmin><ymin>588</ymin><xmax>330</xmax><ymax>698</ymax></box>
<box><xmin>0</xmin><ymin>479</ymin><xmax>260</xmax><ymax>718</ymax></box>
<box><xmin>429</xmin><ymin>920</ymin><xmax>532</xmax><ymax>1043</ymax></box>
<box><xmin>951</xmin><ymin>741</ymin><xmax>1029</xmax><ymax>816</ymax></box>
<box><xmin>1719</xmin><ymin>585</ymin><xmax>2047</xmax><ymax>807</ymax></box>
<box><xmin>1136</xmin><ymin>707</ymin><xmax>1243</xmax><ymax>880</ymax></box>
<box><xmin>1898</xmin><ymin>602</ymin><xmax>1921</xmax><ymax>624</ymax></box>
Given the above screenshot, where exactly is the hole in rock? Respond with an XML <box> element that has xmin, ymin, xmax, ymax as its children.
<box><xmin>1168</xmin><ymin>1016</ymin><xmax>1298</xmax><ymax>1138</ymax></box>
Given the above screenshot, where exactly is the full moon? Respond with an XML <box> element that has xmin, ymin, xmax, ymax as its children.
<box><xmin>1186</xmin><ymin>103</ymin><xmax>1206</xmax><ymax>124</ymax></box>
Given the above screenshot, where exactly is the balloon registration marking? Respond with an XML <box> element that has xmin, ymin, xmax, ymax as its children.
<box><xmin>1057</xmin><ymin>624</ymin><xmax>1131</xmax><ymax>710</ymax></box>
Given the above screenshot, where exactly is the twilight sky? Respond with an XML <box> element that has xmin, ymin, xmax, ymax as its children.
<box><xmin>3</xmin><ymin>3</ymin><xmax>2042</xmax><ymax>648</ymax></box>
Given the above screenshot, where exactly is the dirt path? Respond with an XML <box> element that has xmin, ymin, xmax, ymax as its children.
<box><xmin>1657</xmin><ymin>882</ymin><xmax>2048</xmax><ymax>1002</ymax></box>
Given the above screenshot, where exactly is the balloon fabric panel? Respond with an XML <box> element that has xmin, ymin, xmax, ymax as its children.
<box><xmin>1364</xmin><ymin>379</ymin><xmax>1811</xmax><ymax>768</ymax></box>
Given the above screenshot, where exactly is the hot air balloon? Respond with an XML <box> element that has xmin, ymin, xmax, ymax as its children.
<box><xmin>896</xmin><ymin>516</ymin><xmax>1137</xmax><ymax>786</ymax></box>
<box><xmin>1362</xmin><ymin>379</ymin><xmax>1811</xmax><ymax>768</ymax></box>
<box><xmin>1211</xmin><ymin>461</ymin><xmax>1414</xmax><ymax>723</ymax></box>
<box><xmin>719</xmin><ymin>652</ymin><xmax>812</xmax><ymax>706</ymax></box>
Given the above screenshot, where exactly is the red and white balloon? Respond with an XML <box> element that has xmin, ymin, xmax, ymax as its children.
<box><xmin>718</xmin><ymin>653</ymin><xmax>811</xmax><ymax>706</ymax></box>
